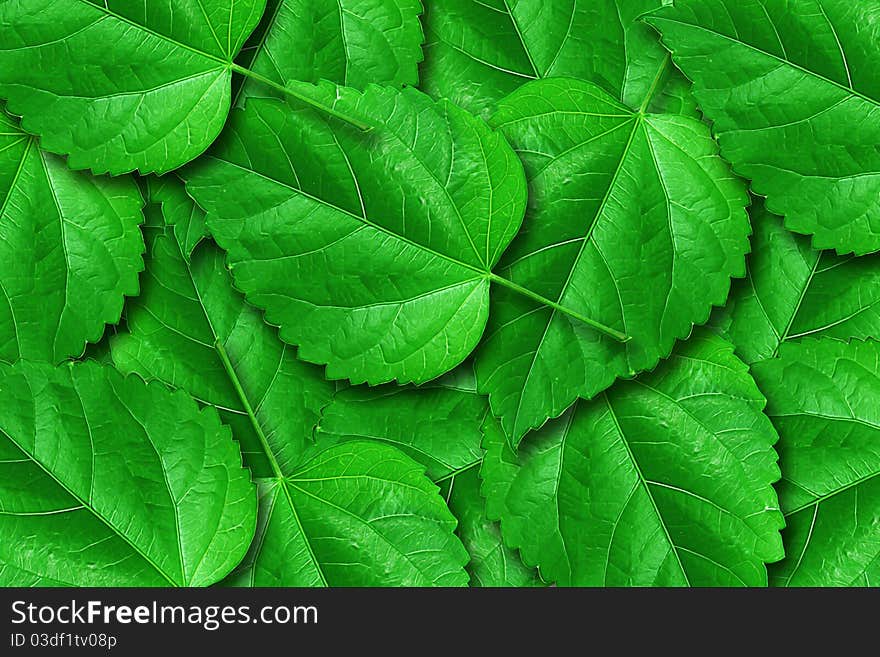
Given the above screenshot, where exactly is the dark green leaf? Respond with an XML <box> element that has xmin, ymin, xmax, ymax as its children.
<box><xmin>237</xmin><ymin>0</ymin><xmax>424</xmax><ymax>101</ymax></box>
<box><xmin>420</xmin><ymin>0</ymin><xmax>681</xmax><ymax>117</ymax></box>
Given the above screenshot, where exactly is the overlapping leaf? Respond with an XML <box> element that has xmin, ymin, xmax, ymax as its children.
<box><xmin>0</xmin><ymin>360</ymin><xmax>255</xmax><ymax>586</ymax></box>
<box><xmin>420</xmin><ymin>0</ymin><xmax>682</xmax><ymax>117</ymax></box>
<box><xmin>475</xmin><ymin>76</ymin><xmax>750</xmax><ymax>444</ymax></box>
<box><xmin>236</xmin><ymin>0</ymin><xmax>424</xmax><ymax>101</ymax></box>
<box><xmin>184</xmin><ymin>83</ymin><xmax>530</xmax><ymax>387</ymax></box>
<box><xmin>0</xmin><ymin>0</ymin><xmax>267</xmax><ymax>174</ymax></box>
<box><xmin>111</xmin><ymin>178</ymin><xmax>335</xmax><ymax>476</ymax></box>
<box><xmin>112</xmin><ymin>183</ymin><xmax>469</xmax><ymax>587</ymax></box>
<box><xmin>752</xmin><ymin>339</ymin><xmax>880</xmax><ymax>587</ymax></box>
<box><xmin>0</xmin><ymin>104</ymin><xmax>144</xmax><ymax>364</ymax></box>
<box><xmin>648</xmin><ymin>0</ymin><xmax>880</xmax><ymax>255</ymax></box>
<box><xmin>318</xmin><ymin>368</ymin><xmax>540</xmax><ymax>586</ymax></box>
<box><xmin>442</xmin><ymin>467</ymin><xmax>543</xmax><ymax>587</ymax></box>
<box><xmin>715</xmin><ymin>202</ymin><xmax>880</xmax><ymax>365</ymax></box>
<box><xmin>482</xmin><ymin>332</ymin><xmax>785</xmax><ymax>586</ymax></box>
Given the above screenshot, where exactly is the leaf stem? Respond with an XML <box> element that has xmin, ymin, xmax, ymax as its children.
<box><xmin>488</xmin><ymin>273</ymin><xmax>630</xmax><ymax>342</ymax></box>
<box><xmin>639</xmin><ymin>54</ymin><xmax>672</xmax><ymax>114</ymax></box>
<box><xmin>230</xmin><ymin>63</ymin><xmax>372</xmax><ymax>131</ymax></box>
<box><xmin>214</xmin><ymin>338</ymin><xmax>285</xmax><ymax>480</ymax></box>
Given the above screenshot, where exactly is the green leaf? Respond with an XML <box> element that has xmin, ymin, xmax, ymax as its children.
<box><xmin>647</xmin><ymin>0</ymin><xmax>880</xmax><ymax>255</ymax></box>
<box><xmin>111</xmin><ymin>180</ymin><xmax>469</xmax><ymax>587</ymax></box>
<box><xmin>752</xmin><ymin>339</ymin><xmax>880</xmax><ymax>587</ymax></box>
<box><xmin>420</xmin><ymin>0</ymin><xmax>682</xmax><ymax>117</ymax></box>
<box><xmin>0</xmin><ymin>0</ymin><xmax>266</xmax><ymax>174</ymax></box>
<box><xmin>111</xmin><ymin>177</ymin><xmax>335</xmax><ymax>477</ymax></box>
<box><xmin>317</xmin><ymin>366</ymin><xmax>540</xmax><ymax>586</ymax></box>
<box><xmin>715</xmin><ymin>201</ymin><xmax>880</xmax><ymax>365</ymax></box>
<box><xmin>226</xmin><ymin>442</ymin><xmax>470</xmax><ymax>587</ymax></box>
<box><xmin>0</xmin><ymin>104</ymin><xmax>144</xmax><ymax>364</ymax></box>
<box><xmin>482</xmin><ymin>332</ymin><xmax>785</xmax><ymax>586</ymax></box>
<box><xmin>236</xmin><ymin>0</ymin><xmax>424</xmax><ymax>101</ymax></box>
<box><xmin>442</xmin><ymin>466</ymin><xmax>543</xmax><ymax>587</ymax></box>
<box><xmin>475</xmin><ymin>76</ymin><xmax>750</xmax><ymax>444</ymax></box>
<box><xmin>184</xmin><ymin>84</ymin><xmax>531</xmax><ymax>386</ymax></box>
<box><xmin>0</xmin><ymin>360</ymin><xmax>256</xmax><ymax>587</ymax></box>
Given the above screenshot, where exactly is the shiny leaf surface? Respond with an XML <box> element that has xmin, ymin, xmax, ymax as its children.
<box><xmin>475</xmin><ymin>77</ymin><xmax>750</xmax><ymax>444</ymax></box>
<box><xmin>184</xmin><ymin>84</ymin><xmax>528</xmax><ymax>386</ymax></box>
<box><xmin>716</xmin><ymin>201</ymin><xmax>880</xmax><ymax>365</ymax></box>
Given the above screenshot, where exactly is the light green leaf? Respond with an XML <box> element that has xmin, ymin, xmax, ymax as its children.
<box><xmin>226</xmin><ymin>442</ymin><xmax>470</xmax><ymax>587</ymax></box>
<box><xmin>0</xmin><ymin>360</ymin><xmax>256</xmax><ymax>587</ymax></box>
<box><xmin>647</xmin><ymin>0</ymin><xmax>880</xmax><ymax>255</ymax></box>
<box><xmin>111</xmin><ymin>178</ymin><xmax>335</xmax><ymax>477</ymax></box>
<box><xmin>482</xmin><ymin>332</ymin><xmax>784</xmax><ymax>586</ymax></box>
<box><xmin>236</xmin><ymin>0</ymin><xmax>424</xmax><ymax>101</ymax></box>
<box><xmin>184</xmin><ymin>84</ymin><xmax>532</xmax><ymax>386</ymax></box>
<box><xmin>752</xmin><ymin>339</ymin><xmax>880</xmax><ymax>587</ymax></box>
<box><xmin>0</xmin><ymin>0</ymin><xmax>266</xmax><ymax>174</ymax></box>
<box><xmin>0</xmin><ymin>104</ymin><xmax>144</xmax><ymax>364</ymax></box>
<box><xmin>420</xmin><ymin>0</ymin><xmax>683</xmax><ymax>117</ymax></box>
<box><xmin>111</xmin><ymin>181</ymin><xmax>468</xmax><ymax>587</ymax></box>
<box><xmin>715</xmin><ymin>201</ymin><xmax>880</xmax><ymax>365</ymax></box>
<box><xmin>475</xmin><ymin>76</ymin><xmax>750</xmax><ymax>444</ymax></box>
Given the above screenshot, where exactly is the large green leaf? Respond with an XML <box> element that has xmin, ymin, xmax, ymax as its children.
<box><xmin>184</xmin><ymin>84</ymin><xmax>533</xmax><ymax>387</ymax></box>
<box><xmin>420</xmin><ymin>0</ymin><xmax>681</xmax><ymax>117</ymax></box>
<box><xmin>111</xmin><ymin>181</ymin><xmax>469</xmax><ymax>587</ymax></box>
<box><xmin>715</xmin><ymin>201</ymin><xmax>880</xmax><ymax>365</ymax></box>
<box><xmin>317</xmin><ymin>367</ymin><xmax>540</xmax><ymax>587</ymax></box>
<box><xmin>482</xmin><ymin>332</ymin><xmax>784</xmax><ymax>586</ymax></box>
<box><xmin>751</xmin><ymin>339</ymin><xmax>880</xmax><ymax>587</ymax></box>
<box><xmin>236</xmin><ymin>0</ymin><xmax>424</xmax><ymax>101</ymax></box>
<box><xmin>647</xmin><ymin>0</ymin><xmax>880</xmax><ymax>255</ymax></box>
<box><xmin>111</xmin><ymin>178</ymin><xmax>335</xmax><ymax>477</ymax></box>
<box><xmin>0</xmin><ymin>0</ymin><xmax>266</xmax><ymax>174</ymax></box>
<box><xmin>0</xmin><ymin>104</ymin><xmax>144</xmax><ymax>364</ymax></box>
<box><xmin>0</xmin><ymin>360</ymin><xmax>256</xmax><ymax>587</ymax></box>
<box><xmin>475</xmin><ymin>77</ymin><xmax>750</xmax><ymax>444</ymax></box>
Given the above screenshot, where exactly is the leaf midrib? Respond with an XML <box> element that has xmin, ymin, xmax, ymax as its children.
<box><xmin>652</xmin><ymin>16</ymin><xmax>880</xmax><ymax>108</ymax></box>
<box><xmin>602</xmin><ymin>392</ymin><xmax>692</xmax><ymax>585</ymax></box>
<box><xmin>167</xmin><ymin>229</ymin><xmax>332</xmax><ymax>587</ymax></box>
<box><xmin>0</xmin><ymin>425</ymin><xmax>179</xmax><ymax>586</ymax></box>
<box><xmin>286</xmin><ymin>478</ymin><xmax>439</xmax><ymax>586</ymax></box>
<box><xmin>508</xmin><ymin>116</ymin><xmax>640</xmax><ymax>436</ymax></box>
<box><xmin>783</xmin><ymin>470</ymin><xmax>880</xmax><ymax>517</ymax></box>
